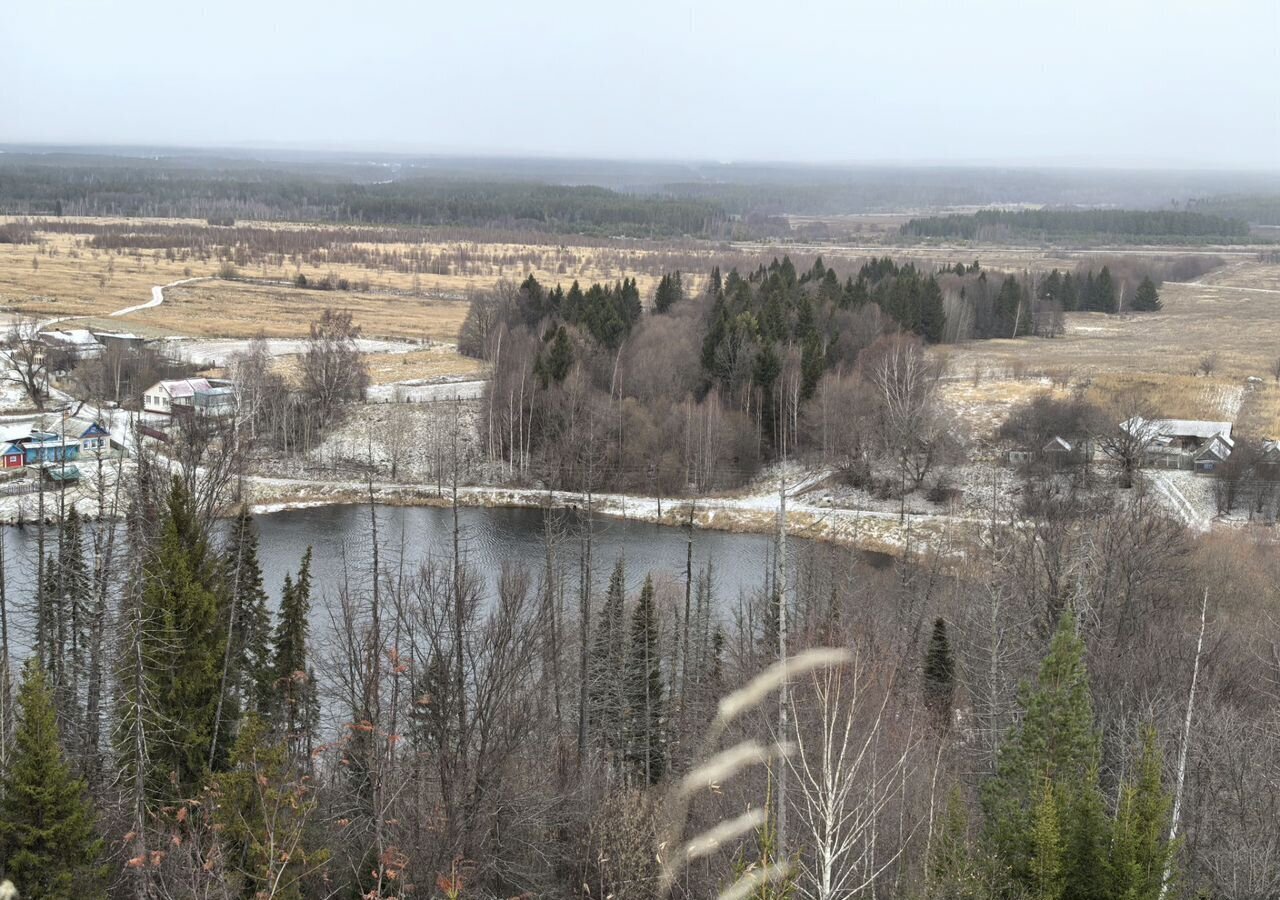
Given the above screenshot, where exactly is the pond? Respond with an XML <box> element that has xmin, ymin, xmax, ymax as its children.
<box><xmin>0</xmin><ymin>503</ymin><xmax>891</xmax><ymax>647</ymax></box>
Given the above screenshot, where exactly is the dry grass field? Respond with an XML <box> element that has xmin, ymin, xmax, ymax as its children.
<box><xmin>135</xmin><ymin>280</ymin><xmax>471</xmax><ymax>340</ymax></box>
<box><xmin>4</xmin><ymin>218</ymin><xmax>1278</xmax><ymax>423</ymax></box>
<box><xmin>0</xmin><ymin>222</ymin><xmax>695</xmax><ymax>335</ymax></box>
<box><xmin>941</xmin><ymin>260</ymin><xmax>1280</xmax><ymax>438</ymax></box>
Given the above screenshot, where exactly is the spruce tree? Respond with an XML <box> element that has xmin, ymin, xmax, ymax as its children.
<box><xmin>211</xmin><ymin>714</ymin><xmax>327</xmax><ymax>900</ymax></box>
<box><xmin>57</xmin><ymin>506</ymin><xmax>91</xmax><ymax>701</ymax></box>
<box><xmin>1060</xmin><ymin>273</ymin><xmax>1078</xmax><ymax>312</ymax></box>
<box><xmin>588</xmin><ymin>557</ymin><xmax>627</xmax><ymax>760</ymax></box>
<box><xmin>624</xmin><ymin>575</ymin><xmax>665</xmax><ymax>785</ymax></box>
<box><xmin>224</xmin><ymin>507</ymin><xmax>273</xmax><ymax>715</ymax></box>
<box><xmin>654</xmin><ymin>271</ymin><xmax>684</xmax><ymax>313</ymax></box>
<box><xmin>1029</xmin><ymin>781</ymin><xmax>1065</xmax><ymax>900</ymax></box>
<box><xmin>271</xmin><ymin>548</ymin><xmax>318</xmax><ymax>768</ymax></box>
<box><xmin>139</xmin><ymin>478</ymin><xmax>230</xmax><ymax>794</ymax></box>
<box><xmin>923</xmin><ymin>617</ymin><xmax>955</xmax><ymax>729</ymax></box>
<box><xmin>919</xmin><ymin>276</ymin><xmax>947</xmax><ymax>343</ymax></box>
<box><xmin>0</xmin><ymin>660</ymin><xmax>106</xmax><ymax>899</ymax></box>
<box><xmin>1109</xmin><ymin>726</ymin><xmax>1177</xmax><ymax>900</ymax></box>
<box><xmin>1131</xmin><ymin>276</ymin><xmax>1162</xmax><ymax>312</ymax></box>
<box><xmin>928</xmin><ymin>786</ymin><xmax>979</xmax><ymax>897</ymax></box>
<box><xmin>982</xmin><ymin>613</ymin><xmax>1109</xmax><ymax>900</ymax></box>
<box><xmin>1094</xmin><ymin>267</ymin><xmax>1118</xmax><ymax>314</ymax></box>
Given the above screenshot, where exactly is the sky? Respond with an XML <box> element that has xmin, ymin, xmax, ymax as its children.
<box><xmin>3</xmin><ymin>0</ymin><xmax>1277</xmax><ymax>169</ymax></box>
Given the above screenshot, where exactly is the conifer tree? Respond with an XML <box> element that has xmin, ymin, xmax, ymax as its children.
<box><xmin>0</xmin><ymin>660</ymin><xmax>106</xmax><ymax>899</ymax></box>
<box><xmin>588</xmin><ymin>557</ymin><xmax>627</xmax><ymax>760</ymax></box>
<box><xmin>928</xmin><ymin>786</ymin><xmax>979</xmax><ymax>897</ymax></box>
<box><xmin>272</xmin><ymin>548</ymin><xmax>318</xmax><ymax>768</ymax></box>
<box><xmin>57</xmin><ymin>506</ymin><xmax>91</xmax><ymax>700</ymax></box>
<box><xmin>1029</xmin><ymin>781</ymin><xmax>1065</xmax><ymax>900</ymax></box>
<box><xmin>624</xmin><ymin>575</ymin><xmax>665</xmax><ymax>785</ymax></box>
<box><xmin>211</xmin><ymin>714</ymin><xmax>327</xmax><ymax>900</ymax></box>
<box><xmin>139</xmin><ymin>478</ymin><xmax>230</xmax><ymax>794</ymax></box>
<box><xmin>224</xmin><ymin>507</ymin><xmax>273</xmax><ymax>715</ymax></box>
<box><xmin>1060</xmin><ymin>273</ymin><xmax>1078</xmax><ymax>312</ymax></box>
<box><xmin>1109</xmin><ymin>727</ymin><xmax>1177</xmax><ymax>900</ymax></box>
<box><xmin>982</xmin><ymin>613</ymin><xmax>1109</xmax><ymax>899</ymax></box>
<box><xmin>1131</xmin><ymin>276</ymin><xmax>1162</xmax><ymax>312</ymax></box>
<box><xmin>1095</xmin><ymin>267</ymin><xmax>1118</xmax><ymax>314</ymax></box>
<box><xmin>924</xmin><ymin>617</ymin><xmax>956</xmax><ymax>729</ymax></box>
<box><xmin>654</xmin><ymin>271</ymin><xmax>684</xmax><ymax>313</ymax></box>
<box><xmin>920</xmin><ymin>276</ymin><xmax>947</xmax><ymax>343</ymax></box>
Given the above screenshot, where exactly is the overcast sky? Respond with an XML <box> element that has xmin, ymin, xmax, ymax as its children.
<box><xmin>3</xmin><ymin>0</ymin><xmax>1277</xmax><ymax>168</ymax></box>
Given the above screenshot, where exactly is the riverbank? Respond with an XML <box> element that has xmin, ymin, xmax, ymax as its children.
<box><xmin>240</xmin><ymin>472</ymin><xmax>977</xmax><ymax>558</ymax></box>
<box><xmin>0</xmin><ymin>456</ymin><xmax>976</xmax><ymax>558</ymax></box>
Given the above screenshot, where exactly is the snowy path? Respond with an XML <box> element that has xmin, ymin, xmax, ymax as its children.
<box><xmin>1145</xmin><ymin>470</ymin><xmax>1213</xmax><ymax>532</ymax></box>
<box><xmin>36</xmin><ymin>276</ymin><xmax>209</xmax><ymax>330</ymax></box>
<box><xmin>110</xmin><ymin>276</ymin><xmax>206</xmax><ymax>317</ymax></box>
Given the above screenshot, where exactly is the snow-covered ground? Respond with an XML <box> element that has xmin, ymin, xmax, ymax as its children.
<box><xmin>366</xmin><ymin>379</ymin><xmax>485</xmax><ymax>403</ymax></box>
<box><xmin>1144</xmin><ymin>469</ymin><xmax>1214</xmax><ymax>532</ymax></box>
<box><xmin>162</xmin><ymin>337</ymin><xmax>421</xmax><ymax>368</ymax></box>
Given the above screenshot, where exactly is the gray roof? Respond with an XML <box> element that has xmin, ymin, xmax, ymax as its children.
<box><xmin>1195</xmin><ymin>437</ymin><xmax>1233</xmax><ymax>462</ymax></box>
<box><xmin>153</xmin><ymin>378</ymin><xmax>216</xmax><ymax>399</ymax></box>
<box><xmin>1122</xmin><ymin>417</ymin><xmax>1233</xmax><ymax>442</ymax></box>
<box><xmin>42</xmin><ymin>329</ymin><xmax>102</xmax><ymax>347</ymax></box>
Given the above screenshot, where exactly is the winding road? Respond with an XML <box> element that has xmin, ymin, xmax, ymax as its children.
<box><xmin>38</xmin><ymin>276</ymin><xmax>210</xmax><ymax>330</ymax></box>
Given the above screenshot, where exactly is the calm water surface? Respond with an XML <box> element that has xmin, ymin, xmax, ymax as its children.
<box><xmin>1</xmin><ymin>504</ymin><xmax>887</xmax><ymax>645</ymax></box>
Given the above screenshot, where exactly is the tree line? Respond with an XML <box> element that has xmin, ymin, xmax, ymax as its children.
<box><xmin>901</xmin><ymin>208</ymin><xmax>1252</xmax><ymax>242</ymax></box>
<box><xmin>460</xmin><ymin>254</ymin><xmax>1173</xmax><ymax>497</ymax></box>
<box><xmin>0</xmin><ymin>158</ymin><xmax>726</xmax><ymax>238</ymax></box>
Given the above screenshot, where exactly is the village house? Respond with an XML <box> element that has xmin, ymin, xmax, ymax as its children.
<box><xmin>0</xmin><ymin>419</ymin><xmax>110</xmax><ymax>472</ymax></box>
<box><xmin>1007</xmin><ymin>435</ymin><xmax>1084</xmax><ymax>468</ymax></box>
<box><xmin>143</xmin><ymin>377</ymin><xmax>236</xmax><ymax>416</ymax></box>
<box><xmin>0</xmin><ymin>428</ymin><xmax>80</xmax><ymax>467</ymax></box>
<box><xmin>1193</xmin><ymin>435</ymin><xmax>1234</xmax><ymax>474</ymax></box>
<box><xmin>1121</xmin><ymin>416</ymin><xmax>1235</xmax><ymax>472</ymax></box>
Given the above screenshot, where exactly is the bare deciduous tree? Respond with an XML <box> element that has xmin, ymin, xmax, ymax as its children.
<box><xmin>301</xmin><ymin>308</ymin><xmax>369</xmax><ymax>420</ymax></box>
<box><xmin>865</xmin><ymin>334</ymin><xmax>946</xmax><ymax>493</ymax></box>
<box><xmin>2</xmin><ymin>317</ymin><xmax>49</xmax><ymax>409</ymax></box>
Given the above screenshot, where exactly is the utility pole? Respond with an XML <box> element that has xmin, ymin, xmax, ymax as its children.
<box><xmin>775</xmin><ymin>469</ymin><xmax>788</xmax><ymax>861</ymax></box>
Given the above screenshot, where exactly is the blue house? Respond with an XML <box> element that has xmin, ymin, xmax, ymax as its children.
<box><xmin>20</xmin><ymin>431</ymin><xmax>80</xmax><ymax>466</ymax></box>
<box><xmin>79</xmin><ymin>422</ymin><xmax>110</xmax><ymax>452</ymax></box>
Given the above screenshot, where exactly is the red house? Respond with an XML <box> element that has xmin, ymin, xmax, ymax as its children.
<box><xmin>2</xmin><ymin>444</ymin><xmax>22</xmax><ymax>469</ymax></box>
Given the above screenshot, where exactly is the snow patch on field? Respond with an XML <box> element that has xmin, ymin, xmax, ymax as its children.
<box><xmin>1144</xmin><ymin>470</ymin><xmax>1215</xmax><ymax>532</ymax></box>
<box><xmin>162</xmin><ymin>337</ymin><xmax>420</xmax><ymax>368</ymax></box>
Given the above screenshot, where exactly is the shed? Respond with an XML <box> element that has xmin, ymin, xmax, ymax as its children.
<box><xmin>42</xmin><ymin>464</ymin><xmax>81</xmax><ymax>484</ymax></box>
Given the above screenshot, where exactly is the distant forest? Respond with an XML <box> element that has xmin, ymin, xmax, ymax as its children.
<box><xmin>1186</xmin><ymin>194</ymin><xmax>1280</xmax><ymax>227</ymax></box>
<box><xmin>2</xmin><ymin>149</ymin><xmax>1279</xmax><ymax>237</ymax></box>
<box><xmin>0</xmin><ymin>156</ymin><xmax>726</xmax><ymax>238</ymax></box>
<box><xmin>901</xmin><ymin>208</ymin><xmax>1253</xmax><ymax>242</ymax></box>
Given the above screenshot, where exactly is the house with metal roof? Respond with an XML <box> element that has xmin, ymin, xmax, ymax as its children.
<box><xmin>143</xmin><ymin>378</ymin><xmax>236</xmax><ymax>416</ymax></box>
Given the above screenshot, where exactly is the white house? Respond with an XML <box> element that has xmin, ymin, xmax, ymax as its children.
<box><xmin>143</xmin><ymin>378</ymin><xmax>235</xmax><ymax>416</ymax></box>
